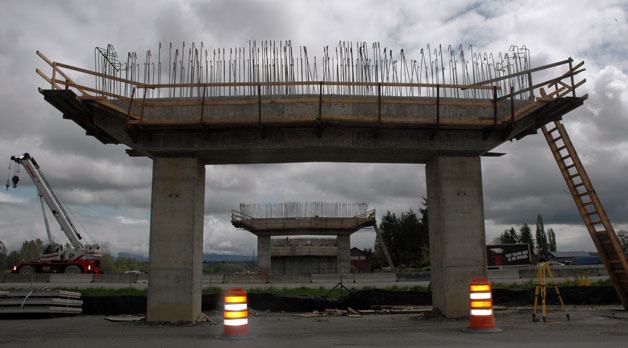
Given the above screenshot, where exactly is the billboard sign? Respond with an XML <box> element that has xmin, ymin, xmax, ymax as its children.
<box><xmin>487</xmin><ymin>243</ymin><xmax>531</xmax><ymax>266</ymax></box>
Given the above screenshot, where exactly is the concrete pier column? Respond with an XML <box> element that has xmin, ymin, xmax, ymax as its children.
<box><xmin>426</xmin><ymin>156</ymin><xmax>487</xmax><ymax>318</ymax></box>
<box><xmin>337</xmin><ymin>234</ymin><xmax>351</xmax><ymax>274</ymax></box>
<box><xmin>147</xmin><ymin>157</ymin><xmax>205</xmax><ymax>322</ymax></box>
<box><xmin>257</xmin><ymin>235</ymin><xmax>271</xmax><ymax>276</ymax></box>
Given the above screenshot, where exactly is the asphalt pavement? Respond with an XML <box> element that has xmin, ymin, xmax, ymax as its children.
<box><xmin>1</xmin><ymin>306</ymin><xmax>627</xmax><ymax>347</ymax></box>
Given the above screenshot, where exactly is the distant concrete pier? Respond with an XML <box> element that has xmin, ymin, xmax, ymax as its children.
<box><xmin>232</xmin><ymin>202</ymin><xmax>376</xmax><ymax>276</ymax></box>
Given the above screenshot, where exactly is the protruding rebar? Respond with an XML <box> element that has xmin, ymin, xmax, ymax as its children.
<box><xmin>239</xmin><ymin>202</ymin><xmax>370</xmax><ymax>218</ymax></box>
<box><xmin>93</xmin><ymin>42</ymin><xmax>532</xmax><ymax>99</ymax></box>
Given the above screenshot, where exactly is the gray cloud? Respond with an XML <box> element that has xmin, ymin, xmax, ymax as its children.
<box><xmin>1</xmin><ymin>0</ymin><xmax>627</xmax><ymax>255</ymax></box>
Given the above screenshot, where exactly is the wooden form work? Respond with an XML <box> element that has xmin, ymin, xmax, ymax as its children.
<box><xmin>35</xmin><ymin>51</ymin><xmax>585</xmax><ymax>130</ymax></box>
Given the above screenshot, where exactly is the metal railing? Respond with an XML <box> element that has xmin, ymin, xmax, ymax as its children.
<box><xmin>36</xmin><ymin>51</ymin><xmax>585</xmax><ymax>128</ymax></box>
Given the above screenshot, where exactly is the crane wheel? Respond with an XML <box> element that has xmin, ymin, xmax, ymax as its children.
<box><xmin>18</xmin><ymin>265</ymin><xmax>37</xmax><ymax>275</ymax></box>
<box><xmin>64</xmin><ymin>265</ymin><xmax>82</xmax><ymax>274</ymax></box>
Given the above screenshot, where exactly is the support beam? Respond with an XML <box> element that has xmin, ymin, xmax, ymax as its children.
<box><xmin>147</xmin><ymin>157</ymin><xmax>205</xmax><ymax>322</ymax></box>
<box><xmin>426</xmin><ymin>156</ymin><xmax>487</xmax><ymax>318</ymax></box>
<box><xmin>257</xmin><ymin>235</ymin><xmax>271</xmax><ymax>276</ymax></box>
<box><xmin>337</xmin><ymin>234</ymin><xmax>351</xmax><ymax>274</ymax></box>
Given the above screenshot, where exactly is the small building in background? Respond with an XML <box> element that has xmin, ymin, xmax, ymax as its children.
<box><xmin>351</xmin><ymin>247</ymin><xmax>370</xmax><ymax>273</ymax></box>
<box><xmin>548</xmin><ymin>251</ymin><xmax>602</xmax><ymax>265</ymax></box>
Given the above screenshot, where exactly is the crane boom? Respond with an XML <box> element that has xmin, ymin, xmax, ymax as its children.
<box><xmin>11</xmin><ymin>153</ymin><xmax>85</xmax><ymax>249</ymax></box>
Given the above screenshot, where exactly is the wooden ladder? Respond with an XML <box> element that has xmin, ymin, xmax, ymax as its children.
<box><xmin>373</xmin><ymin>224</ymin><xmax>396</xmax><ymax>271</ymax></box>
<box><xmin>543</xmin><ymin>120</ymin><xmax>628</xmax><ymax>309</ymax></box>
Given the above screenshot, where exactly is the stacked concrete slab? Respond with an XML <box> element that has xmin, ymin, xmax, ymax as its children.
<box><xmin>0</xmin><ymin>290</ymin><xmax>82</xmax><ymax>315</ymax></box>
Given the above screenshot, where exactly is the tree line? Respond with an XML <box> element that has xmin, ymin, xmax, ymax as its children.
<box><xmin>0</xmin><ymin>240</ymin><xmax>256</xmax><ymax>274</ymax></box>
<box><xmin>371</xmin><ymin>200</ymin><xmax>429</xmax><ymax>270</ymax></box>
<box><xmin>0</xmin><ymin>239</ymin><xmax>45</xmax><ymax>271</ymax></box>
<box><xmin>368</xmin><ymin>206</ymin><xmax>623</xmax><ymax>270</ymax></box>
<box><xmin>494</xmin><ymin>214</ymin><xmax>557</xmax><ymax>258</ymax></box>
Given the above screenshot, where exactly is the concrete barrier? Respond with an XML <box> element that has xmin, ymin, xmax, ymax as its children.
<box><xmin>518</xmin><ymin>265</ymin><xmax>606</xmax><ymax>279</ymax></box>
<box><xmin>201</xmin><ymin>273</ymin><xmax>224</xmax><ymax>285</ymax></box>
<box><xmin>269</xmin><ymin>274</ymin><xmax>310</xmax><ymax>283</ymax></box>
<box><xmin>49</xmin><ymin>274</ymin><xmax>94</xmax><ymax>283</ymax></box>
<box><xmin>396</xmin><ymin>272</ymin><xmax>431</xmax><ymax>281</ymax></box>
<box><xmin>3</xmin><ymin>273</ymin><xmax>51</xmax><ymax>283</ymax></box>
<box><xmin>352</xmin><ymin>272</ymin><xmax>397</xmax><ymax>283</ymax></box>
<box><xmin>310</xmin><ymin>273</ymin><xmax>357</xmax><ymax>283</ymax></box>
<box><xmin>92</xmin><ymin>274</ymin><xmax>139</xmax><ymax>283</ymax></box>
<box><xmin>223</xmin><ymin>274</ymin><xmax>266</xmax><ymax>284</ymax></box>
<box><xmin>488</xmin><ymin>269</ymin><xmax>520</xmax><ymax>279</ymax></box>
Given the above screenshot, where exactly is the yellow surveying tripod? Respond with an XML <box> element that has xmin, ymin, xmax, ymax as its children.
<box><xmin>532</xmin><ymin>262</ymin><xmax>570</xmax><ymax>322</ymax></box>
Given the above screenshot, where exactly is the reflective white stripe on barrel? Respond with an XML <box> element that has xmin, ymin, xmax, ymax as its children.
<box><xmin>470</xmin><ymin>309</ymin><xmax>493</xmax><ymax>316</ymax></box>
<box><xmin>470</xmin><ymin>292</ymin><xmax>492</xmax><ymax>300</ymax></box>
<box><xmin>224</xmin><ymin>318</ymin><xmax>249</xmax><ymax>326</ymax></box>
<box><xmin>225</xmin><ymin>303</ymin><xmax>247</xmax><ymax>311</ymax></box>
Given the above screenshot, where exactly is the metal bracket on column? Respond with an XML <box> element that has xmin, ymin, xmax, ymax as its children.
<box><xmin>126</xmin><ymin>124</ymin><xmax>140</xmax><ymax>143</ymax></box>
<box><xmin>429</xmin><ymin>85</ymin><xmax>440</xmax><ymax>140</ymax></box>
<box><xmin>200</xmin><ymin>84</ymin><xmax>213</xmax><ymax>137</ymax></box>
<box><xmin>482</xmin><ymin>128</ymin><xmax>495</xmax><ymax>140</ymax></box>
<box><xmin>258</xmin><ymin>84</ymin><xmax>266</xmax><ymax>139</ymax></box>
<box><xmin>317</xmin><ymin>81</ymin><xmax>324</xmax><ymax>138</ymax></box>
<box><xmin>373</xmin><ymin>83</ymin><xmax>382</xmax><ymax>139</ymax></box>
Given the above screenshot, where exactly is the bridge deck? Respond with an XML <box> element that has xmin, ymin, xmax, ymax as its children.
<box><xmin>37</xmin><ymin>54</ymin><xmax>587</xmax><ymax>163</ymax></box>
<box><xmin>231</xmin><ymin>216</ymin><xmax>376</xmax><ymax>236</ymax></box>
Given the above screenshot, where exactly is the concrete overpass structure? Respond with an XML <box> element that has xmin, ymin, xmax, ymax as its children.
<box><xmin>231</xmin><ymin>202</ymin><xmax>376</xmax><ymax>275</ymax></box>
<box><xmin>35</xmin><ymin>42</ymin><xmax>586</xmax><ymax>322</ymax></box>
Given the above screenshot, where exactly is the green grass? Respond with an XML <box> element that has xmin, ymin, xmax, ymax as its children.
<box><xmin>247</xmin><ymin>286</ymin><xmax>349</xmax><ymax>298</ymax></box>
<box><xmin>53</xmin><ymin>287</ymin><xmax>223</xmax><ymax>297</ymax></box>
<box><xmin>52</xmin><ymin>280</ymin><xmax>611</xmax><ymax>298</ymax></box>
<box><xmin>491</xmin><ymin>278</ymin><xmax>613</xmax><ymax>290</ymax></box>
<box><xmin>51</xmin><ymin>285</ymin><xmax>431</xmax><ymax>298</ymax></box>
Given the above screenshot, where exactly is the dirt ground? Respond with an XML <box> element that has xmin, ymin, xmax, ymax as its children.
<box><xmin>1</xmin><ymin>306</ymin><xmax>627</xmax><ymax>347</ymax></box>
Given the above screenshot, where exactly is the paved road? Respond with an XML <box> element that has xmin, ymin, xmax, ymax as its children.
<box><xmin>1</xmin><ymin>306</ymin><xmax>627</xmax><ymax>347</ymax></box>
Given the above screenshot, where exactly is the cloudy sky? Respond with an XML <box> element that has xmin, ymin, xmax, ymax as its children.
<box><xmin>0</xmin><ymin>0</ymin><xmax>627</xmax><ymax>256</ymax></box>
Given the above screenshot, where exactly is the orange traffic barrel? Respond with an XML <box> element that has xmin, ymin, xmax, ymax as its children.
<box><xmin>463</xmin><ymin>278</ymin><xmax>502</xmax><ymax>333</ymax></box>
<box><xmin>220</xmin><ymin>288</ymin><xmax>251</xmax><ymax>339</ymax></box>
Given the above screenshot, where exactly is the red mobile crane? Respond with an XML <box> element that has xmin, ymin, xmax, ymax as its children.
<box><xmin>7</xmin><ymin>153</ymin><xmax>102</xmax><ymax>274</ymax></box>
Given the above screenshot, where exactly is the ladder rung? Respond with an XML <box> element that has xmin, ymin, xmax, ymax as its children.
<box><xmin>574</xmin><ymin>183</ymin><xmax>585</xmax><ymax>188</ymax></box>
<box><xmin>551</xmin><ymin>136</ymin><xmax>562</xmax><ymax>142</ymax></box>
<box><xmin>577</xmin><ymin>192</ymin><xmax>590</xmax><ymax>197</ymax></box>
<box><xmin>565</xmin><ymin>164</ymin><xmax>576</xmax><ymax>170</ymax></box>
<box><xmin>556</xmin><ymin>145</ymin><xmax>567</xmax><ymax>152</ymax></box>
<box><xmin>560</xmin><ymin>155</ymin><xmax>571</xmax><ymax>161</ymax></box>
<box><xmin>546</xmin><ymin>127</ymin><xmax>558</xmax><ymax>133</ymax></box>
<box><xmin>590</xmin><ymin>221</ymin><xmax>604</xmax><ymax>225</ymax></box>
<box><xmin>583</xmin><ymin>202</ymin><xmax>595</xmax><ymax>206</ymax></box>
<box><xmin>570</xmin><ymin>173</ymin><xmax>580</xmax><ymax>179</ymax></box>
<box><xmin>587</xmin><ymin>212</ymin><xmax>599</xmax><ymax>217</ymax></box>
